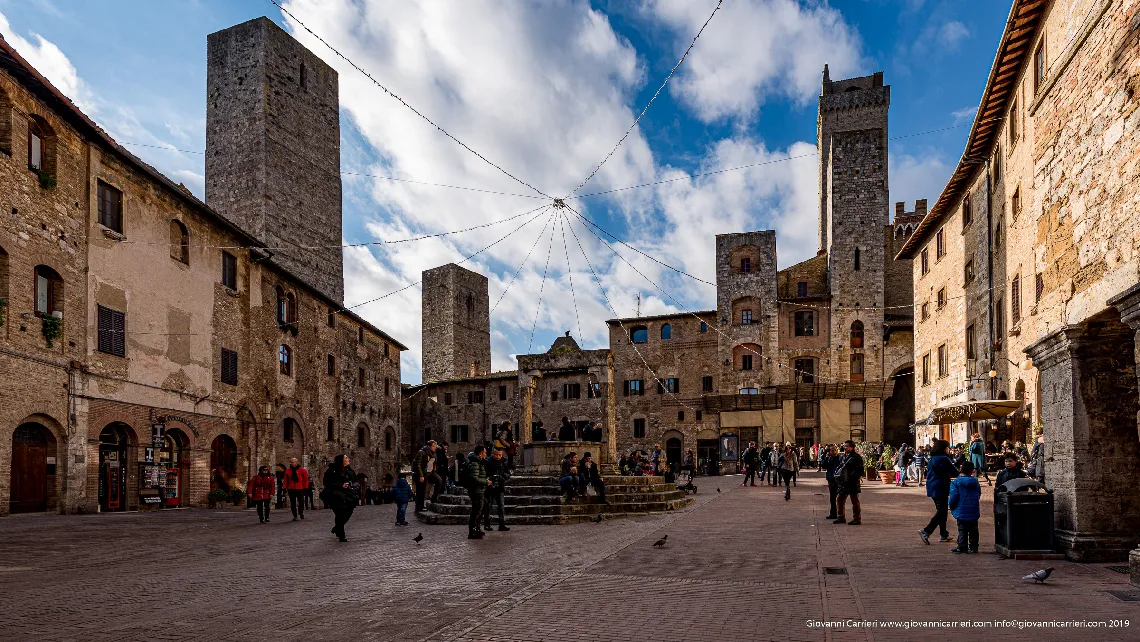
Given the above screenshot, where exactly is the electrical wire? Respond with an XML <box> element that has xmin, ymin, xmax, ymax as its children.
<box><xmin>567</xmin><ymin>0</ymin><xmax>722</xmax><ymax>198</ymax></box>
<box><xmin>490</xmin><ymin>208</ymin><xmax>556</xmax><ymax>315</ymax></box>
<box><xmin>527</xmin><ymin>212</ymin><xmax>558</xmax><ymax>353</ymax></box>
<box><xmin>558</xmin><ymin>213</ymin><xmax>584</xmax><ymax>341</ymax></box>
<box><xmin>269</xmin><ymin>0</ymin><xmax>551</xmax><ymax>199</ymax></box>
<box><xmin>571</xmin><ymin>208</ymin><xmax>716</xmax><ymax>286</ymax></box>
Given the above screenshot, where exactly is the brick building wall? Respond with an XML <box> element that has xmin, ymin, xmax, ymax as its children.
<box><xmin>402</xmin><ymin>372</ymin><xmax>518</xmax><ymax>456</ymax></box>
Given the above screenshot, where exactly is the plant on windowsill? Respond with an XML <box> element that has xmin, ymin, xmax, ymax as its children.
<box><xmin>207</xmin><ymin>489</ymin><xmax>230</xmax><ymax>507</ymax></box>
<box><xmin>41</xmin><ymin>313</ymin><xmax>62</xmax><ymax>347</ymax></box>
<box><xmin>28</xmin><ymin>164</ymin><xmax>55</xmax><ymax>189</ymax></box>
<box><xmin>278</xmin><ymin>321</ymin><xmax>299</xmax><ymax>336</ymax></box>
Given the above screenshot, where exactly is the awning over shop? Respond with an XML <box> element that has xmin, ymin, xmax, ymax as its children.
<box><xmin>926</xmin><ymin>400</ymin><xmax>1022</xmax><ymax>425</ymax></box>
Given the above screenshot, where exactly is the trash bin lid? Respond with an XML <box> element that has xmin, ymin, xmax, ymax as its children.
<box><xmin>1000</xmin><ymin>478</ymin><xmax>1051</xmax><ymax>493</ymax></box>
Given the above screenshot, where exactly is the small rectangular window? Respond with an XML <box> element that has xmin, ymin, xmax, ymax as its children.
<box><xmin>921</xmin><ymin>302</ymin><xmax>929</xmax><ymax>321</ymax></box>
<box><xmin>678</xmin><ymin>411</ymin><xmax>685</xmax><ymax>422</ymax></box>
<box><xmin>965</xmin><ymin>324</ymin><xmax>976</xmax><ymax>360</ymax></box>
<box><xmin>221</xmin><ymin>251</ymin><xmax>237</xmax><ymax>290</ymax></box>
<box><xmin>794</xmin><ymin>311</ymin><xmax>815</xmax><ymax>336</ymax></box>
<box><xmin>740</xmin><ymin>257</ymin><xmax>751</xmax><ymax>273</ymax></box>
<box><xmin>699</xmin><ymin>321</ymin><xmax>708</xmax><ymax>333</ymax></box>
<box><xmin>444</xmin><ymin>392</ymin><xmax>453</xmax><ymax>406</ymax></box>
<box><xmin>739</xmin><ymin>388</ymin><xmax>759</xmax><ymax>395</ymax></box>
<box><xmin>962</xmin><ymin>195</ymin><xmax>972</xmax><ymax>227</ymax></box>
<box><xmin>741</xmin><ymin>354</ymin><xmax>753</xmax><ymax>371</ymax></box>
<box><xmin>1035</xmin><ymin>273</ymin><xmax>1044</xmax><ymax>302</ymax></box>
<box><xmin>358</xmin><ymin>326</ymin><xmax>365</xmax><ymax>344</ymax></box>
<box><xmin>1009</xmin><ymin>96</ymin><xmax>1019</xmax><ymax>144</ymax></box>
<box><xmin>993</xmin><ymin>146</ymin><xmax>1002</xmax><ymax>181</ymax></box>
<box><xmin>97</xmin><ymin>305</ymin><xmax>125</xmax><ymax>357</ymax></box>
<box><xmin>994</xmin><ymin>297</ymin><xmax>1004</xmax><ymax>339</ymax></box>
<box><xmin>633</xmin><ymin>418</ymin><xmax>646</xmax><ymax>439</ymax></box>
<box><xmin>922</xmin><ymin>353</ymin><xmax>931</xmax><ymax>386</ymax></box>
<box><xmin>97</xmin><ymin>180</ymin><xmax>123</xmax><ymax>233</ymax></box>
<box><xmin>359</xmin><ymin>367</ymin><xmax>366</xmax><ymax>388</ymax></box>
<box><xmin>938</xmin><ymin>344</ymin><xmax>948</xmax><ymax>378</ymax></box>
<box><xmin>921</xmin><ymin>248</ymin><xmax>929</xmax><ymax>276</ymax></box>
<box><xmin>1011</xmin><ymin>275</ymin><xmax>1021</xmax><ymax>326</ymax></box>
<box><xmin>696</xmin><ymin>410</ymin><xmax>702</xmax><ymax>420</ymax></box>
<box><xmin>740</xmin><ymin>309</ymin><xmax>752</xmax><ymax>325</ymax></box>
<box><xmin>794</xmin><ymin>401</ymin><xmax>815</xmax><ymax>419</ymax></box>
<box><xmin>850</xmin><ymin>353</ymin><xmax>864</xmax><ymax>382</ymax></box>
<box><xmin>327</xmin><ymin>354</ymin><xmax>335</xmax><ymax>376</ymax></box>
<box><xmin>499</xmin><ymin>385</ymin><xmax>507</xmax><ymax>401</ymax></box>
<box><xmin>327</xmin><ymin>310</ymin><xmax>335</xmax><ymax>328</ymax></box>
<box><xmin>627</xmin><ymin>380</ymin><xmax>644</xmax><ymax>396</ymax></box>
<box><xmin>936</xmin><ymin>228</ymin><xmax>945</xmax><ymax>259</ymax></box>
<box><xmin>702</xmin><ymin>375</ymin><xmax>713</xmax><ymax>392</ymax></box>
<box><xmin>797</xmin><ymin>281</ymin><xmax>808</xmax><ymax>297</ymax></box>
<box><xmin>327</xmin><ymin>418</ymin><xmax>335</xmax><ymax>442</ymax></box>
<box><xmin>468</xmin><ymin>390</ymin><xmax>484</xmax><ymax>404</ymax></box>
<box><xmin>936</xmin><ymin>288</ymin><xmax>946</xmax><ymax>310</ymax></box>
<box><xmin>221</xmin><ymin>348</ymin><xmax>238</xmax><ymax>385</ymax></box>
<box><xmin>794</xmin><ymin>358</ymin><xmax>815</xmax><ymax>384</ymax></box>
<box><xmin>1011</xmin><ymin>186</ymin><xmax>1021</xmax><ymax>219</ymax></box>
<box><xmin>550</xmin><ymin>390</ymin><xmax>558</xmax><ymax>402</ymax></box>
<box><xmin>450</xmin><ymin>425</ymin><xmax>469</xmax><ymax>443</ymax></box>
<box><xmin>562</xmin><ymin>383</ymin><xmax>581</xmax><ymax>399</ymax></box>
<box><xmin>1034</xmin><ymin>40</ymin><xmax>1046</xmax><ymax>93</ymax></box>
<box><xmin>385</xmin><ymin>377</ymin><xmax>390</xmax><ymax>396</ymax></box>
<box><xmin>964</xmin><ymin>259</ymin><xmax>975</xmax><ymax>284</ymax></box>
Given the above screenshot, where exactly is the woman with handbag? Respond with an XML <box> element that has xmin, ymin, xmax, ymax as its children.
<box><xmin>322</xmin><ymin>454</ymin><xmax>359</xmax><ymax>542</ymax></box>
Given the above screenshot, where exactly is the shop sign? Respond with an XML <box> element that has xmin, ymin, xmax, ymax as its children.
<box><xmin>157</xmin><ymin>415</ymin><xmax>199</xmax><ymax>438</ymax></box>
<box><xmin>141</xmin><ymin>496</ymin><xmax>162</xmax><ymax>504</ymax></box>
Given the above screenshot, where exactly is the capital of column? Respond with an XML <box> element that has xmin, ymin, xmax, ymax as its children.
<box><xmin>1108</xmin><ymin>282</ymin><xmax>1140</xmax><ymax>330</ymax></box>
<box><xmin>1023</xmin><ymin>324</ymin><xmax>1089</xmax><ymax>372</ymax></box>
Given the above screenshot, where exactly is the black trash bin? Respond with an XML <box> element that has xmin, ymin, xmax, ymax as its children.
<box><xmin>994</xmin><ymin>478</ymin><xmax>1055</xmax><ymax>557</ymax></box>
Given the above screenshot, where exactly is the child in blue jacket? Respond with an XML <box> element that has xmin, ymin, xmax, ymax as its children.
<box><xmin>393</xmin><ymin>472</ymin><xmax>413</xmax><ymax>526</ymax></box>
<box><xmin>948</xmin><ymin>461</ymin><xmax>981</xmax><ymax>553</ymax></box>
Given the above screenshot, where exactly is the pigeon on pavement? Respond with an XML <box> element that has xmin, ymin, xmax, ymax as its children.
<box><xmin>413</xmin><ymin>533</ymin><xmax>424</xmax><ymax>544</ymax></box>
<box><xmin>1022</xmin><ymin>567</ymin><xmax>1054</xmax><ymax>583</ymax></box>
<box><xmin>716</xmin><ymin>488</ymin><xmax>721</xmax><ymax>493</ymax></box>
<box><xmin>652</xmin><ymin>535</ymin><xmax>668</xmax><ymax>547</ymax></box>
<box><xmin>593</xmin><ymin>514</ymin><xmax>603</xmax><ymax>523</ymax></box>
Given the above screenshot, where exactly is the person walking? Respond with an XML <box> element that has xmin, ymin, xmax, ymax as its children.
<box><xmin>776</xmin><ymin>444</ymin><xmax>799</xmax><ymax>501</ymax></box>
<box><xmin>758</xmin><ymin>443</ymin><xmax>773</xmax><ymax>484</ymax></box>
<box><xmin>919</xmin><ymin>439</ymin><xmax>958</xmax><ymax>544</ymax></box>
<box><xmin>322</xmin><ymin>455</ymin><xmax>359</xmax><ymax>542</ymax></box>
<box><xmin>483</xmin><ymin>447</ymin><xmax>511</xmax><ymax>532</ymax></box>
<box><xmin>412</xmin><ymin>441</ymin><xmax>440</xmax><ymax>513</ymax></box>
<box><xmin>392</xmin><ymin>471</ymin><xmax>412</xmax><ymax>526</ymax></box>
<box><xmin>821</xmin><ymin>445</ymin><xmax>841</xmax><ymax>520</ymax></box>
<box><xmin>969</xmin><ymin>433</ymin><xmax>991</xmax><ymax>486</ymax></box>
<box><xmin>304</xmin><ymin>476</ymin><xmax>316</xmax><ymax>510</ymax></box>
<box><xmin>768</xmin><ymin>445</ymin><xmax>780</xmax><ymax>486</ymax></box>
<box><xmin>283</xmin><ymin>457</ymin><xmax>309</xmax><ymax>521</ymax></box>
<box><xmin>948</xmin><ymin>461</ymin><xmax>981</xmax><ymax>553</ymax></box>
<box><xmin>465</xmin><ymin>445</ymin><xmax>490</xmax><ymax>539</ymax></box>
<box><xmin>833</xmin><ymin>440</ymin><xmax>863</xmax><ymax>525</ymax></box>
<box><xmin>247</xmin><ymin>465</ymin><xmax>275</xmax><ymax>523</ymax></box>
<box><xmin>741</xmin><ymin>442</ymin><xmax>759</xmax><ymax>487</ymax></box>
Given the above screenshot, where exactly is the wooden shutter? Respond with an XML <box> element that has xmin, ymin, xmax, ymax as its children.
<box><xmin>221</xmin><ymin>349</ymin><xmax>238</xmax><ymax>385</ymax></box>
<box><xmin>97</xmin><ymin>305</ymin><xmax>125</xmax><ymax>357</ymax></box>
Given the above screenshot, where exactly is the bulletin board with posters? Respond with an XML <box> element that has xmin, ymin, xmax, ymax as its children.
<box><xmin>719</xmin><ymin>432</ymin><xmax>738</xmax><ymax>462</ymax></box>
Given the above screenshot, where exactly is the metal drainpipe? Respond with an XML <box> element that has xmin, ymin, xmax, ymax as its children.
<box><xmin>985</xmin><ymin>158</ymin><xmax>995</xmax><ymax>392</ymax></box>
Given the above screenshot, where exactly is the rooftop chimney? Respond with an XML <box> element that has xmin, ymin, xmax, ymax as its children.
<box><xmin>915</xmin><ymin>199</ymin><xmax>928</xmax><ymax>218</ymax></box>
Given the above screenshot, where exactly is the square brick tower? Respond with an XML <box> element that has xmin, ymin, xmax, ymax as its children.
<box><xmin>421</xmin><ymin>264</ymin><xmax>491</xmax><ymax>383</ymax></box>
<box><xmin>818</xmin><ymin>67</ymin><xmax>890</xmax><ymax>381</ymax></box>
<box><xmin>205</xmin><ymin>17</ymin><xmax>344</xmax><ymax>302</ymax></box>
<box><xmin>715</xmin><ymin>231</ymin><xmax>778</xmax><ymax>390</ymax></box>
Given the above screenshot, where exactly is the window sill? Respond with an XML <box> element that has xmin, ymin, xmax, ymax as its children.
<box><xmin>101</xmin><ymin>227</ymin><xmax>125</xmax><ymax>242</ymax></box>
<box><xmin>224</xmin><ymin>287</ymin><xmax>240</xmax><ymax>298</ymax></box>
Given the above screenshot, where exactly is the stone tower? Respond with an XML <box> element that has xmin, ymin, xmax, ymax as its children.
<box><xmin>205</xmin><ymin>17</ymin><xmax>344</xmax><ymax>302</ymax></box>
<box><xmin>818</xmin><ymin>67</ymin><xmax>890</xmax><ymax>380</ymax></box>
<box><xmin>421</xmin><ymin>264</ymin><xmax>491</xmax><ymax>383</ymax></box>
<box><xmin>715</xmin><ymin>231</ymin><xmax>778</xmax><ymax>391</ymax></box>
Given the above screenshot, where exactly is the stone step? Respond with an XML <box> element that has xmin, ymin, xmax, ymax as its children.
<box><xmin>431</xmin><ymin>489</ymin><xmax>690</xmax><ymax>507</ymax></box>
<box><xmin>425</xmin><ymin>498</ymin><xmax>692</xmax><ymax>517</ymax></box>
<box><xmin>415</xmin><ymin>497</ymin><xmax>695</xmax><ymax>525</ymax></box>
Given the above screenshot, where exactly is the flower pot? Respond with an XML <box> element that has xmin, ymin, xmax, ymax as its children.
<box><xmin>877</xmin><ymin>470</ymin><xmax>895</xmax><ymax>483</ymax></box>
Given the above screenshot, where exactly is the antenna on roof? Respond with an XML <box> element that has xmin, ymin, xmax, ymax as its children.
<box><xmin>636</xmin><ymin>293</ymin><xmax>641</xmax><ymax>318</ymax></box>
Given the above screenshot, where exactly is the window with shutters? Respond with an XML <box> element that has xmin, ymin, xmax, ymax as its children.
<box><xmin>279</xmin><ymin>344</ymin><xmax>292</xmax><ymax>376</ymax></box>
<box><xmin>33</xmin><ymin>265</ymin><xmax>62</xmax><ymax>316</ymax></box>
<box><xmin>327</xmin><ymin>354</ymin><xmax>335</xmax><ymax>376</ymax></box>
<box><xmin>794</xmin><ymin>311</ymin><xmax>814</xmax><ymax>336</ymax></box>
<box><xmin>938</xmin><ymin>344</ymin><xmax>948</xmax><ymax>378</ymax></box>
<box><xmin>741</xmin><ymin>354</ymin><xmax>753</xmax><ymax>371</ymax></box>
<box><xmin>921</xmin><ymin>248</ymin><xmax>929</xmax><ymax>275</ymax></box>
<box><xmin>921</xmin><ymin>302</ymin><xmax>929</xmax><ymax>322</ymax></box>
<box><xmin>702</xmin><ymin>375</ymin><xmax>713</xmax><ymax>392</ymax></box>
<box><xmin>921</xmin><ymin>353</ymin><xmax>931</xmax><ymax>386</ymax></box>
<box><xmin>97</xmin><ymin>305</ymin><xmax>126</xmax><ymax>357</ymax></box>
<box><xmin>962</xmin><ymin>195</ymin><xmax>972</xmax><ymax>227</ymax></box>
<box><xmin>221</xmin><ymin>348</ymin><xmax>238</xmax><ymax>385</ymax></box>
<box><xmin>850</xmin><ymin>353</ymin><xmax>864</xmax><ymax>382</ymax></box>
<box><xmin>623</xmin><ymin>380</ymin><xmax>644</xmax><ymax>396</ymax></box>
<box><xmin>850</xmin><ymin>321</ymin><xmax>864</xmax><ymax>348</ymax></box>
<box><xmin>964</xmin><ymin>259</ymin><xmax>975</xmax><ymax>284</ymax></box>
<box><xmin>170</xmin><ymin>220</ymin><xmax>189</xmax><ymax>264</ymax></box>
<box><xmin>221</xmin><ymin>251</ymin><xmax>237</xmax><ymax>290</ymax></box>
<box><xmin>1011</xmin><ymin>275</ymin><xmax>1021</xmax><ymax>326</ymax></box>
<box><xmin>632</xmin><ymin>418</ymin><xmax>646</xmax><ymax>439</ymax></box>
<box><xmin>936</xmin><ymin>228</ymin><xmax>944</xmax><ymax>260</ymax></box>
<box><xmin>97</xmin><ymin>180</ymin><xmax>123</xmax><ymax>233</ymax></box>
<box><xmin>562</xmin><ymin>383</ymin><xmax>581</xmax><ymax>399</ymax></box>
<box><xmin>937</xmin><ymin>288</ymin><xmax>946</xmax><ymax>310</ymax></box>
<box><xmin>450</xmin><ymin>425</ymin><xmax>469</xmax><ymax>443</ymax></box>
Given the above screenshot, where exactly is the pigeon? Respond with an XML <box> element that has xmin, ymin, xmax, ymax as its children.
<box><xmin>652</xmin><ymin>535</ymin><xmax>668</xmax><ymax>548</ymax></box>
<box><xmin>593</xmin><ymin>514</ymin><xmax>603</xmax><ymax>523</ymax></box>
<box><xmin>716</xmin><ymin>488</ymin><xmax>721</xmax><ymax>493</ymax></box>
<box><xmin>1022</xmin><ymin>567</ymin><xmax>1054</xmax><ymax>583</ymax></box>
<box><xmin>413</xmin><ymin>533</ymin><xmax>424</xmax><ymax>544</ymax></box>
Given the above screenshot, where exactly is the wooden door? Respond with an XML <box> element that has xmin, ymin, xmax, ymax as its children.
<box><xmin>10</xmin><ymin>426</ymin><xmax>48</xmax><ymax>512</ymax></box>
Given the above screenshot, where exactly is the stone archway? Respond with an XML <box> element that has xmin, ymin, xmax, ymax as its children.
<box><xmin>883</xmin><ymin>365</ymin><xmax>915</xmax><ymax>446</ymax></box>
<box><xmin>9</xmin><ymin>419</ymin><xmax>60</xmax><ymax>513</ymax></box>
<box><xmin>98</xmin><ymin>422</ymin><xmax>137</xmax><ymax>512</ymax></box>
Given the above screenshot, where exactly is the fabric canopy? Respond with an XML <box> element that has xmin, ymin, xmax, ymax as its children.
<box><xmin>928</xmin><ymin>399</ymin><xmax>1022</xmax><ymax>425</ymax></box>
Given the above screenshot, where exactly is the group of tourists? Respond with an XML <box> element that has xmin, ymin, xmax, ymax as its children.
<box><xmin>531</xmin><ymin>417</ymin><xmax>603</xmax><ymax>442</ymax></box>
<box><xmin>558</xmin><ymin>451</ymin><xmax>607</xmax><ymax>503</ymax></box>
<box><xmin>739</xmin><ymin>442</ymin><xmax>801</xmax><ymax>500</ymax></box>
<box><xmin>618</xmin><ymin>444</ymin><xmax>665</xmax><ymax>476</ymax></box>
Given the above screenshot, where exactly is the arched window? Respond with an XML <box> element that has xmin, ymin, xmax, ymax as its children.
<box><xmin>850</xmin><ymin>320</ymin><xmax>864</xmax><ymax>348</ymax></box>
<box><xmin>169</xmin><ymin>219</ymin><xmax>189</xmax><ymax>264</ymax></box>
<box><xmin>276</xmin><ymin>286</ymin><xmax>287</xmax><ymax>324</ymax></box>
<box><xmin>793</xmin><ymin>310</ymin><xmax>815</xmax><ymax>336</ymax></box>
<box><xmin>793</xmin><ymin>357</ymin><xmax>816</xmax><ymax>383</ymax></box>
<box><xmin>283</xmin><ymin>418</ymin><xmax>297</xmax><ymax>443</ymax></box>
<box><xmin>326</xmin><ymin>417</ymin><xmax>335</xmax><ymax>442</ymax></box>
<box><xmin>356</xmin><ymin>423</ymin><xmax>368</xmax><ymax>447</ymax></box>
<box><xmin>279</xmin><ymin>344</ymin><xmax>292</xmax><ymax>375</ymax></box>
<box><xmin>34</xmin><ymin>265</ymin><xmax>63</xmax><ymax>316</ymax></box>
<box><xmin>630</xmin><ymin>326</ymin><xmax>648</xmax><ymax>343</ymax></box>
<box><xmin>660</xmin><ymin>324</ymin><xmax>671</xmax><ymax>340</ymax></box>
<box><xmin>285</xmin><ymin>292</ymin><xmax>296</xmax><ymax>323</ymax></box>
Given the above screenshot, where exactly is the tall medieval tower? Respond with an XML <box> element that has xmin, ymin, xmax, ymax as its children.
<box><xmin>818</xmin><ymin>67</ymin><xmax>890</xmax><ymax>380</ymax></box>
<box><xmin>205</xmin><ymin>17</ymin><xmax>344</xmax><ymax>302</ymax></box>
<box><xmin>421</xmin><ymin>264</ymin><xmax>492</xmax><ymax>383</ymax></box>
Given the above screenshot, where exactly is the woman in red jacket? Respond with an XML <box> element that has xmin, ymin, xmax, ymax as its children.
<box><xmin>247</xmin><ymin>466</ymin><xmax>275</xmax><ymax>523</ymax></box>
<box><xmin>283</xmin><ymin>457</ymin><xmax>310</xmax><ymax>521</ymax></box>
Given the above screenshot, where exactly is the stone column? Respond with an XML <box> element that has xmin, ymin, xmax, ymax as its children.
<box><xmin>589</xmin><ymin>355</ymin><xmax>618</xmax><ymax>467</ymax></box>
<box><xmin>1024</xmin><ymin>316</ymin><xmax>1140</xmax><ymax>562</ymax></box>
<box><xmin>1107</xmin><ymin>284</ymin><xmax>1140</xmax><ymax>583</ymax></box>
<box><xmin>518</xmin><ymin>371</ymin><xmax>539</xmax><ymax>447</ymax></box>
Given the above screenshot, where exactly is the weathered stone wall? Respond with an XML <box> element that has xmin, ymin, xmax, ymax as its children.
<box><xmin>421</xmin><ymin>263</ymin><xmax>492</xmax><ymax>383</ymax></box>
<box><xmin>402</xmin><ymin>373</ymin><xmax>518</xmax><ymax>454</ymax></box>
<box><xmin>205</xmin><ymin>17</ymin><xmax>343</xmax><ymax>303</ymax></box>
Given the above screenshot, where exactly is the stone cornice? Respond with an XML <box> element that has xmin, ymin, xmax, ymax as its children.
<box><xmin>1107</xmin><ymin>282</ymin><xmax>1140</xmax><ymax>330</ymax></box>
<box><xmin>1023</xmin><ymin>324</ymin><xmax>1089</xmax><ymax>370</ymax></box>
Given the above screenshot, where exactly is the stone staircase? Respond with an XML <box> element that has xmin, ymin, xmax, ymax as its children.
<box><xmin>415</xmin><ymin>475</ymin><xmax>696</xmax><ymax>525</ymax></box>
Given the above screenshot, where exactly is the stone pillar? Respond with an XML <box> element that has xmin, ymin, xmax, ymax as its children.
<box><xmin>1024</xmin><ymin>316</ymin><xmax>1140</xmax><ymax>562</ymax></box>
<box><xmin>589</xmin><ymin>357</ymin><xmax>618</xmax><ymax>467</ymax></box>
<box><xmin>1107</xmin><ymin>284</ymin><xmax>1140</xmax><ymax>581</ymax></box>
<box><xmin>518</xmin><ymin>371</ymin><xmax>539</xmax><ymax>446</ymax></box>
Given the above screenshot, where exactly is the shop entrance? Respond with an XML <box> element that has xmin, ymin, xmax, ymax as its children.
<box><xmin>665</xmin><ymin>438</ymin><xmax>682</xmax><ymax>469</ymax></box>
<box><xmin>98</xmin><ymin>423</ymin><xmax>133</xmax><ymax>512</ymax></box>
<box><xmin>210</xmin><ymin>434</ymin><xmax>238</xmax><ymax>492</ymax></box>
<box><xmin>10</xmin><ymin>422</ymin><xmax>56</xmax><ymax>513</ymax></box>
<box><xmin>159</xmin><ymin>430</ymin><xmax>188</xmax><ymax>507</ymax></box>
<box><xmin>697</xmin><ymin>439</ymin><xmax>719</xmax><ymax>476</ymax></box>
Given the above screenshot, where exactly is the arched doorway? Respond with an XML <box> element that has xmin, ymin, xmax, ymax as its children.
<box><xmin>159</xmin><ymin>430</ymin><xmax>189</xmax><ymax>507</ymax></box>
<box><xmin>99</xmin><ymin>423</ymin><xmax>134</xmax><ymax>512</ymax></box>
<box><xmin>210</xmin><ymin>434</ymin><xmax>238</xmax><ymax>492</ymax></box>
<box><xmin>665</xmin><ymin>437</ymin><xmax>683</xmax><ymax>469</ymax></box>
<box><xmin>883</xmin><ymin>366</ymin><xmax>915</xmax><ymax>446</ymax></box>
<box><xmin>10</xmin><ymin>422</ymin><xmax>58</xmax><ymax>513</ymax></box>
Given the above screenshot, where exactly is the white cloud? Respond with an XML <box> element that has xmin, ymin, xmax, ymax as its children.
<box><xmin>938</xmin><ymin>21</ymin><xmax>969</xmax><ymax>48</ymax></box>
<box><xmin>951</xmin><ymin>104</ymin><xmax>977</xmax><ymax>124</ymax></box>
<box><xmin>0</xmin><ymin>10</ymin><xmax>88</xmax><ymax>108</ymax></box>
<box><xmin>646</xmin><ymin>0</ymin><xmax>864</xmax><ymax>121</ymax></box>
<box><xmin>889</xmin><ymin>152</ymin><xmax>953</xmax><ymax>218</ymax></box>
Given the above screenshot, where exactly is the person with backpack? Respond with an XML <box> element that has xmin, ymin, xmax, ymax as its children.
<box><xmin>482</xmin><ymin>447</ymin><xmax>511</xmax><ymax>532</ymax></box>
<box><xmin>322</xmin><ymin>455</ymin><xmax>359</xmax><ymax>542</ymax></box>
<box><xmin>948</xmin><ymin>461</ymin><xmax>982</xmax><ymax>553</ymax></box>
<box><xmin>833</xmin><ymin>440</ymin><xmax>863</xmax><ymax>525</ymax></box>
<box><xmin>920</xmin><ymin>439</ymin><xmax>959</xmax><ymax>545</ymax></box>
<box><xmin>464</xmin><ymin>445</ymin><xmax>490</xmax><ymax>539</ymax></box>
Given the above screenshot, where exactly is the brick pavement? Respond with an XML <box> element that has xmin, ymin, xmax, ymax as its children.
<box><xmin>0</xmin><ymin>473</ymin><xmax>1136</xmax><ymax>642</ymax></box>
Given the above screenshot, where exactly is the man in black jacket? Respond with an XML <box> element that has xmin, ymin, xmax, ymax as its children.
<box><xmin>466</xmin><ymin>445</ymin><xmax>490</xmax><ymax>539</ymax></box>
<box><xmin>759</xmin><ymin>443</ymin><xmax>773</xmax><ymax>484</ymax></box>
<box><xmin>412</xmin><ymin>441</ymin><xmax>440</xmax><ymax>513</ymax></box>
<box><xmin>578</xmin><ymin>452</ymin><xmax>607</xmax><ymax>504</ymax></box>
<box><xmin>833</xmin><ymin>440</ymin><xmax>864</xmax><ymax>525</ymax></box>
<box><xmin>741</xmin><ymin>442</ymin><xmax>759</xmax><ymax>487</ymax></box>
<box><xmin>820</xmin><ymin>445</ymin><xmax>842</xmax><ymax>519</ymax></box>
<box><xmin>482</xmin><ymin>448</ymin><xmax>511</xmax><ymax>531</ymax></box>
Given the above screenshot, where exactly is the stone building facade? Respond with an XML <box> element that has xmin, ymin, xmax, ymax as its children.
<box><xmin>1</xmin><ymin>18</ymin><xmax>406</xmax><ymax>517</ymax></box>
<box><xmin>898</xmin><ymin>0</ymin><xmax>1140</xmax><ymax>561</ymax></box>
<box><xmin>421</xmin><ymin>263</ymin><xmax>492</xmax><ymax>384</ymax></box>
<box><xmin>405</xmin><ymin>70</ymin><xmax>917</xmax><ymax>473</ymax></box>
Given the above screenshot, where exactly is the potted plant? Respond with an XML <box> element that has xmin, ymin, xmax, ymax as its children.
<box><xmin>877</xmin><ymin>444</ymin><xmax>896</xmax><ymax>483</ymax></box>
<box><xmin>230</xmin><ymin>487</ymin><xmax>247</xmax><ymax>506</ymax></box>
<box><xmin>207</xmin><ymin>489</ymin><xmax>229</xmax><ymax>508</ymax></box>
<box><xmin>41</xmin><ymin>313</ymin><xmax>62</xmax><ymax>347</ymax></box>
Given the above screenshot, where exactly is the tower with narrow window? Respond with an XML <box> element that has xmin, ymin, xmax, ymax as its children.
<box><xmin>421</xmin><ymin>263</ymin><xmax>491</xmax><ymax>384</ymax></box>
<box><xmin>205</xmin><ymin>17</ymin><xmax>344</xmax><ymax>302</ymax></box>
<box><xmin>818</xmin><ymin>67</ymin><xmax>890</xmax><ymax>382</ymax></box>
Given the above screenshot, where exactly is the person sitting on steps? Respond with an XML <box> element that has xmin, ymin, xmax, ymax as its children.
<box><xmin>578</xmin><ymin>452</ymin><xmax>607</xmax><ymax>504</ymax></box>
<box><xmin>559</xmin><ymin>452</ymin><xmax>581</xmax><ymax>501</ymax></box>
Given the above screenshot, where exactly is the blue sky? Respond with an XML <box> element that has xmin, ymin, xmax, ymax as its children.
<box><xmin>0</xmin><ymin>0</ymin><xmax>1012</xmax><ymax>382</ymax></box>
